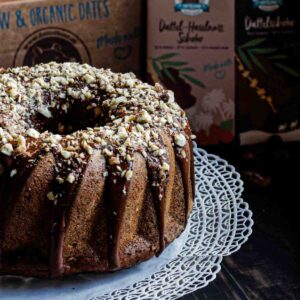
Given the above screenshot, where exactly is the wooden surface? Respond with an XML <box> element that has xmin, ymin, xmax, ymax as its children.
<box><xmin>182</xmin><ymin>139</ymin><xmax>300</xmax><ymax>300</ymax></box>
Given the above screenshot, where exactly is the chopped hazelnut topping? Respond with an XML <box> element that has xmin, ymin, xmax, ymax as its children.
<box><xmin>109</xmin><ymin>156</ymin><xmax>120</xmax><ymax>165</ymax></box>
<box><xmin>61</xmin><ymin>104</ymin><xmax>68</xmax><ymax>112</ymax></box>
<box><xmin>27</xmin><ymin>128</ymin><xmax>40</xmax><ymax>139</ymax></box>
<box><xmin>111</xmin><ymin>96</ymin><xmax>126</xmax><ymax>109</ymax></box>
<box><xmin>67</xmin><ymin>87</ymin><xmax>81</xmax><ymax>99</ymax></box>
<box><xmin>174</xmin><ymin>134</ymin><xmax>186</xmax><ymax>147</ymax></box>
<box><xmin>160</xmin><ymin>162</ymin><xmax>170</xmax><ymax>172</ymax></box>
<box><xmin>103</xmin><ymin>148</ymin><xmax>113</xmax><ymax>157</ymax></box>
<box><xmin>67</xmin><ymin>173</ymin><xmax>75</xmax><ymax>184</ymax></box>
<box><xmin>16</xmin><ymin>135</ymin><xmax>26</xmax><ymax>153</ymax></box>
<box><xmin>137</xmin><ymin>110</ymin><xmax>151</xmax><ymax>124</ymax></box>
<box><xmin>81</xmin><ymin>141</ymin><xmax>93</xmax><ymax>155</ymax></box>
<box><xmin>83</xmin><ymin>73</ymin><xmax>95</xmax><ymax>84</ymax></box>
<box><xmin>124</xmin><ymin>115</ymin><xmax>136</xmax><ymax>123</ymax></box>
<box><xmin>47</xmin><ymin>192</ymin><xmax>56</xmax><ymax>201</ymax></box>
<box><xmin>82</xmin><ymin>133</ymin><xmax>89</xmax><ymax>140</ymax></box>
<box><xmin>125</xmin><ymin>169</ymin><xmax>133</xmax><ymax>181</ymax></box>
<box><xmin>126</xmin><ymin>154</ymin><xmax>133</xmax><ymax>162</ymax></box>
<box><xmin>167</xmin><ymin>115</ymin><xmax>173</xmax><ymax>124</ymax></box>
<box><xmin>0</xmin><ymin>62</ymin><xmax>191</xmax><ymax>186</ymax></box>
<box><xmin>136</xmin><ymin>124</ymin><xmax>144</xmax><ymax>132</ymax></box>
<box><xmin>61</xmin><ymin>150</ymin><xmax>72</xmax><ymax>159</ymax></box>
<box><xmin>94</xmin><ymin>137</ymin><xmax>102</xmax><ymax>143</ymax></box>
<box><xmin>1</xmin><ymin>143</ymin><xmax>13</xmax><ymax>156</ymax></box>
<box><xmin>53</xmin><ymin>135</ymin><xmax>62</xmax><ymax>142</ymax></box>
<box><xmin>83</xmin><ymin>90</ymin><xmax>92</xmax><ymax>99</ymax></box>
<box><xmin>154</xmin><ymin>149</ymin><xmax>166</xmax><ymax>157</ymax></box>
<box><xmin>117</xmin><ymin>126</ymin><xmax>128</xmax><ymax>139</ymax></box>
<box><xmin>10</xmin><ymin>169</ymin><xmax>17</xmax><ymax>177</ymax></box>
<box><xmin>56</xmin><ymin>176</ymin><xmax>65</xmax><ymax>184</ymax></box>
<box><xmin>8</xmin><ymin>87</ymin><xmax>18</xmax><ymax>98</ymax></box>
<box><xmin>149</xmin><ymin>142</ymin><xmax>159</xmax><ymax>152</ymax></box>
<box><xmin>38</xmin><ymin>106</ymin><xmax>52</xmax><ymax>118</ymax></box>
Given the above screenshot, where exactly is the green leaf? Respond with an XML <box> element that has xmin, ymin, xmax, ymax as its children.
<box><xmin>163</xmin><ymin>67</ymin><xmax>176</xmax><ymax>82</ymax></box>
<box><xmin>180</xmin><ymin>74</ymin><xmax>206</xmax><ymax>88</ymax></box>
<box><xmin>178</xmin><ymin>68</ymin><xmax>196</xmax><ymax>72</ymax></box>
<box><xmin>274</xmin><ymin>63</ymin><xmax>300</xmax><ymax>78</ymax></box>
<box><xmin>251</xmin><ymin>48</ymin><xmax>277</xmax><ymax>54</ymax></box>
<box><xmin>249</xmin><ymin>51</ymin><xmax>267</xmax><ymax>73</ymax></box>
<box><xmin>162</xmin><ymin>61</ymin><xmax>188</xmax><ymax>67</ymax></box>
<box><xmin>155</xmin><ymin>53</ymin><xmax>179</xmax><ymax>61</ymax></box>
<box><xmin>269</xmin><ymin>54</ymin><xmax>288</xmax><ymax>60</ymax></box>
<box><xmin>237</xmin><ymin>48</ymin><xmax>252</xmax><ymax>70</ymax></box>
<box><xmin>240</xmin><ymin>38</ymin><xmax>267</xmax><ymax>49</ymax></box>
<box><xmin>152</xmin><ymin>61</ymin><xmax>162</xmax><ymax>79</ymax></box>
<box><xmin>220</xmin><ymin>119</ymin><xmax>233</xmax><ymax>131</ymax></box>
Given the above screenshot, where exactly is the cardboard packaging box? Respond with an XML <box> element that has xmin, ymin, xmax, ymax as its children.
<box><xmin>147</xmin><ymin>0</ymin><xmax>235</xmax><ymax>146</ymax></box>
<box><xmin>237</xmin><ymin>0</ymin><xmax>300</xmax><ymax>145</ymax></box>
<box><xmin>0</xmin><ymin>0</ymin><xmax>143</xmax><ymax>75</ymax></box>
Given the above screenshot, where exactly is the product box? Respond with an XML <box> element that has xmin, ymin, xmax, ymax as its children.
<box><xmin>237</xmin><ymin>0</ymin><xmax>300</xmax><ymax>145</ymax></box>
<box><xmin>147</xmin><ymin>0</ymin><xmax>235</xmax><ymax>146</ymax></box>
<box><xmin>0</xmin><ymin>0</ymin><xmax>143</xmax><ymax>75</ymax></box>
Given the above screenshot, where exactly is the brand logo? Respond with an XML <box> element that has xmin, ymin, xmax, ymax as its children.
<box><xmin>253</xmin><ymin>0</ymin><xmax>283</xmax><ymax>12</ymax></box>
<box><xmin>174</xmin><ymin>0</ymin><xmax>210</xmax><ymax>16</ymax></box>
<box><xmin>14</xmin><ymin>27</ymin><xmax>91</xmax><ymax>67</ymax></box>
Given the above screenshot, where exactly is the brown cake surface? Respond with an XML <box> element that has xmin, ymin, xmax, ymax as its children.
<box><xmin>0</xmin><ymin>62</ymin><xmax>195</xmax><ymax>278</ymax></box>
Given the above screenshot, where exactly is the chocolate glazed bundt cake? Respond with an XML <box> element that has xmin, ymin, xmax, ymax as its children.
<box><xmin>0</xmin><ymin>62</ymin><xmax>195</xmax><ymax>278</ymax></box>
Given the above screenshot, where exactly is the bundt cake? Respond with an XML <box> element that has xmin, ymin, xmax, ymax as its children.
<box><xmin>0</xmin><ymin>62</ymin><xmax>195</xmax><ymax>278</ymax></box>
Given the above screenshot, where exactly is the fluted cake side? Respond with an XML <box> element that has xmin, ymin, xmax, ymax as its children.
<box><xmin>0</xmin><ymin>62</ymin><xmax>195</xmax><ymax>277</ymax></box>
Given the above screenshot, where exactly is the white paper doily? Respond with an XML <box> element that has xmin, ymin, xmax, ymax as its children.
<box><xmin>0</xmin><ymin>145</ymin><xmax>253</xmax><ymax>300</ymax></box>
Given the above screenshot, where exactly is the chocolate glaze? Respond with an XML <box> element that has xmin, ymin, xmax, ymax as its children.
<box><xmin>0</xmin><ymin>152</ymin><xmax>54</xmax><ymax>275</ymax></box>
<box><xmin>0</xmin><ymin>156</ymin><xmax>38</xmax><ymax>261</ymax></box>
<box><xmin>186</xmin><ymin>126</ymin><xmax>196</xmax><ymax>198</ymax></box>
<box><xmin>49</xmin><ymin>153</ymin><xmax>88</xmax><ymax>277</ymax></box>
<box><xmin>148</xmin><ymin>171</ymin><xmax>168</xmax><ymax>253</ymax></box>
<box><xmin>107</xmin><ymin>163</ymin><xmax>131</xmax><ymax>269</ymax></box>
<box><xmin>148</xmin><ymin>132</ymin><xmax>176</xmax><ymax>253</ymax></box>
<box><xmin>177</xmin><ymin>152</ymin><xmax>192</xmax><ymax>223</ymax></box>
<box><xmin>50</xmin><ymin>213</ymin><xmax>65</xmax><ymax>277</ymax></box>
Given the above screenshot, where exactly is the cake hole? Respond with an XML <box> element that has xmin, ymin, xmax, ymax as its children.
<box><xmin>34</xmin><ymin>100</ymin><xmax>105</xmax><ymax>135</ymax></box>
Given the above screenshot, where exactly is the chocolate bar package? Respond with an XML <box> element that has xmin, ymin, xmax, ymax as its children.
<box><xmin>147</xmin><ymin>0</ymin><xmax>235</xmax><ymax>146</ymax></box>
<box><xmin>0</xmin><ymin>0</ymin><xmax>143</xmax><ymax>75</ymax></box>
<box><xmin>237</xmin><ymin>0</ymin><xmax>300</xmax><ymax>145</ymax></box>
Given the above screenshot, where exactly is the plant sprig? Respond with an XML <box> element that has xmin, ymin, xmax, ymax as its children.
<box><xmin>237</xmin><ymin>38</ymin><xmax>299</xmax><ymax>77</ymax></box>
<box><xmin>149</xmin><ymin>53</ymin><xmax>206</xmax><ymax>88</ymax></box>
